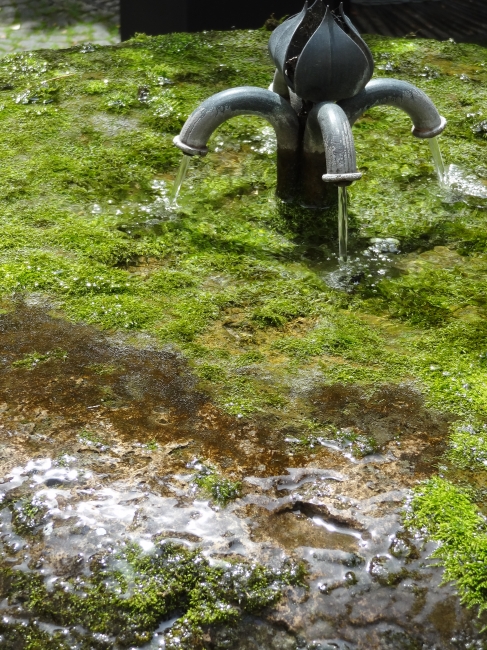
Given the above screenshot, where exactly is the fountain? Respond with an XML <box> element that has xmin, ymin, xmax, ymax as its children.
<box><xmin>3</xmin><ymin>18</ymin><xmax>487</xmax><ymax>648</ymax></box>
<box><xmin>174</xmin><ymin>0</ymin><xmax>446</xmax><ymax>257</ymax></box>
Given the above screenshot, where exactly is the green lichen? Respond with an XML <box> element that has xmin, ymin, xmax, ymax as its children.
<box><xmin>0</xmin><ymin>542</ymin><xmax>306</xmax><ymax>649</ymax></box>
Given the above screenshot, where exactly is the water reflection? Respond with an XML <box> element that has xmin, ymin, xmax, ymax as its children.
<box><xmin>443</xmin><ymin>163</ymin><xmax>487</xmax><ymax>200</ymax></box>
<box><xmin>0</xmin><ymin>457</ymin><xmax>483</xmax><ymax>649</ymax></box>
<box><xmin>324</xmin><ymin>237</ymin><xmax>402</xmax><ymax>292</ymax></box>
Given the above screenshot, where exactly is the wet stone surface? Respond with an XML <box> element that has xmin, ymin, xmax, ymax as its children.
<box><xmin>0</xmin><ymin>0</ymin><xmax>119</xmax><ymax>54</ymax></box>
<box><xmin>0</xmin><ymin>303</ymin><xmax>485</xmax><ymax>648</ymax></box>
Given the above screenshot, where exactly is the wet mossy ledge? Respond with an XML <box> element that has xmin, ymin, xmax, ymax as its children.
<box><xmin>1</xmin><ymin>29</ymin><xmax>487</xmax><ymax>620</ymax></box>
<box><xmin>0</xmin><ymin>540</ymin><xmax>305</xmax><ymax>649</ymax></box>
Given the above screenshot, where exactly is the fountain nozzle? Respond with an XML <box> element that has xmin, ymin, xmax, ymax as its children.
<box><xmin>269</xmin><ymin>0</ymin><xmax>374</xmax><ymax>103</ymax></box>
<box><xmin>174</xmin><ymin>0</ymin><xmax>447</xmax><ymax>214</ymax></box>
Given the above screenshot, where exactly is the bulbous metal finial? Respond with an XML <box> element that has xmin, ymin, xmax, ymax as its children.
<box><xmin>269</xmin><ymin>1</ymin><xmax>374</xmax><ymax>103</ymax></box>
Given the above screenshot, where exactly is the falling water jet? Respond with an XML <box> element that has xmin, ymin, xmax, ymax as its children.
<box><xmin>428</xmin><ymin>136</ymin><xmax>446</xmax><ymax>185</ymax></box>
<box><xmin>171</xmin><ymin>154</ymin><xmax>191</xmax><ymax>204</ymax></box>
<box><xmin>338</xmin><ymin>186</ymin><xmax>348</xmax><ymax>263</ymax></box>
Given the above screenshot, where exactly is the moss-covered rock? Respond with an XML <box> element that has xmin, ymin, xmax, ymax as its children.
<box><xmin>0</xmin><ymin>541</ymin><xmax>305</xmax><ymax>649</ymax></box>
<box><xmin>406</xmin><ymin>477</ymin><xmax>487</xmax><ymax>614</ymax></box>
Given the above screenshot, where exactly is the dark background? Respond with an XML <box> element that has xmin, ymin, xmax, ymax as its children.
<box><xmin>120</xmin><ymin>0</ymin><xmax>487</xmax><ymax>47</ymax></box>
<box><xmin>120</xmin><ymin>0</ymin><xmax>350</xmax><ymax>40</ymax></box>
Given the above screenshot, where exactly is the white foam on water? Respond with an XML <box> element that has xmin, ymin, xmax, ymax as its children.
<box><xmin>445</xmin><ymin>163</ymin><xmax>487</xmax><ymax>199</ymax></box>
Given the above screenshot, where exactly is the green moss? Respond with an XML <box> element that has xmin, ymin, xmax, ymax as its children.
<box><xmin>193</xmin><ymin>464</ymin><xmax>242</xmax><ymax>505</ymax></box>
<box><xmin>446</xmin><ymin>422</ymin><xmax>487</xmax><ymax>470</ymax></box>
<box><xmin>233</xmin><ymin>350</ymin><xmax>266</xmax><ymax>366</ymax></box>
<box><xmin>0</xmin><ymin>252</ymin><xmax>135</xmax><ymax>297</ymax></box>
<box><xmin>66</xmin><ymin>293</ymin><xmax>161</xmax><ymax>330</ymax></box>
<box><xmin>0</xmin><ymin>620</ymin><xmax>67</xmax><ymax>650</ymax></box>
<box><xmin>272</xmin><ymin>311</ymin><xmax>386</xmax><ymax>362</ymax></box>
<box><xmin>77</xmin><ymin>428</ymin><xmax>107</xmax><ymax>450</ymax></box>
<box><xmin>333</xmin><ymin>428</ymin><xmax>379</xmax><ymax>459</ymax></box>
<box><xmin>407</xmin><ymin>319</ymin><xmax>487</xmax><ymax>417</ymax></box>
<box><xmin>293</xmin><ymin>422</ymin><xmax>379</xmax><ymax>459</ymax></box>
<box><xmin>6</xmin><ymin>497</ymin><xmax>47</xmax><ymax>537</ymax></box>
<box><xmin>87</xmin><ymin>362</ymin><xmax>118</xmax><ymax>375</ymax></box>
<box><xmin>12</xmin><ymin>348</ymin><xmax>67</xmax><ymax>369</ymax></box>
<box><xmin>406</xmin><ymin>477</ymin><xmax>487</xmax><ymax>614</ymax></box>
<box><xmin>251</xmin><ymin>297</ymin><xmax>309</xmax><ymax>328</ymax></box>
<box><xmin>0</xmin><ymin>542</ymin><xmax>305</xmax><ymax>649</ymax></box>
<box><xmin>196</xmin><ymin>362</ymin><xmax>227</xmax><ymax>382</ymax></box>
<box><xmin>2</xmin><ymin>31</ymin><xmax>487</xmax><ymax>613</ymax></box>
<box><xmin>365</xmin><ymin>257</ymin><xmax>487</xmax><ymax>328</ymax></box>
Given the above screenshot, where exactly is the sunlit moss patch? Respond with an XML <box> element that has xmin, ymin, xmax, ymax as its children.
<box><xmin>446</xmin><ymin>421</ymin><xmax>487</xmax><ymax>470</ymax></box>
<box><xmin>193</xmin><ymin>463</ymin><xmax>242</xmax><ymax>505</ymax></box>
<box><xmin>406</xmin><ymin>478</ymin><xmax>487</xmax><ymax>615</ymax></box>
<box><xmin>0</xmin><ymin>542</ymin><xmax>305</xmax><ymax>649</ymax></box>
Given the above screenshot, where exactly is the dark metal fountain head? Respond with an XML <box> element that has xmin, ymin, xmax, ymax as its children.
<box><xmin>269</xmin><ymin>0</ymin><xmax>374</xmax><ymax>103</ymax></box>
<box><xmin>174</xmin><ymin>0</ymin><xmax>446</xmax><ymax>210</ymax></box>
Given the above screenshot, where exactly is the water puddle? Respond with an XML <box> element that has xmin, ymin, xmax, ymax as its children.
<box><xmin>320</xmin><ymin>157</ymin><xmax>487</xmax><ymax>292</ymax></box>
<box><xmin>321</xmin><ymin>236</ymin><xmax>402</xmax><ymax>292</ymax></box>
<box><xmin>115</xmin><ymin>179</ymin><xmax>181</xmax><ymax>238</ymax></box>
<box><xmin>0</xmin><ymin>303</ymin><xmax>483</xmax><ymax>648</ymax></box>
<box><xmin>0</xmin><ymin>456</ymin><xmax>484</xmax><ymax>649</ymax></box>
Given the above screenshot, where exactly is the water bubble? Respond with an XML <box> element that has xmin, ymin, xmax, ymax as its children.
<box><xmin>79</xmin><ymin>43</ymin><xmax>96</xmax><ymax>53</ymax></box>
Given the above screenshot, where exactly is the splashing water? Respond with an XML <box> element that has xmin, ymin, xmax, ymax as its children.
<box><xmin>171</xmin><ymin>154</ymin><xmax>191</xmax><ymax>203</ymax></box>
<box><xmin>428</xmin><ymin>136</ymin><xmax>446</xmax><ymax>185</ymax></box>
<box><xmin>338</xmin><ymin>186</ymin><xmax>348</xmax><ymax>263</ymax></box>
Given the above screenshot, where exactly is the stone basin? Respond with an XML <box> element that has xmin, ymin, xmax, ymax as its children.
<box><xmin>0</xmin><ymin>29</ymin><xmax>486</xmax><ymax>649</ymax></box>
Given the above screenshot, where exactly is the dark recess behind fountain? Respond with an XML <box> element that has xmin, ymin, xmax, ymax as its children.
<box><xmin>120</xmin><ymin>0</ymin><xmax>351</xmax><ymax>40</ymax></box>
<box><xmin>120</xmin><ymin>0</ymin><xmax>487</xmax><ymax>46</ymax></box>
<box><xmin>349</xmin><ymin>0</ymin><xmax>487</xmax><ymax>46</ymax></box>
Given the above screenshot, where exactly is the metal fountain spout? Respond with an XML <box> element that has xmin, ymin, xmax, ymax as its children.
<box><xmin>173</xmin><ymin>0</ymin><xmax>446</xmax><ymax>208</ymax></box>
<box><xmin>173</xmin><ymin>87</ymin><xmax>301</xmax><ymax>202</ymax></box>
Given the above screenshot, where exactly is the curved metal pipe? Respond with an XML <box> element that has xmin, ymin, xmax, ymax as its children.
<box><xmin>173</xmin><ymin>86</ymin><xmax>300</xmax><ymax>156</ymax></box>
<box><xmin>304</xmin><ymin>101</ymin><xmax>362</xmax><ymax>186</ymax></box>
<box><xmin>269</xmin><ymin>69</ymin><xmax>290</xmax><ymax>101</ymax></box>
<box><xmin>338</xmin><ymin>78</ymin><xmax>447</xmax><ymax>138</ymax></box>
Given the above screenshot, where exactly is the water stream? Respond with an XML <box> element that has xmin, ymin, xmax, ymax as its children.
<box><xmin>171</xmin><ymin>154</ymin><xmax>191</xmax><ymax>203</ymax></box>
<box><xmin>338</xmin><ymin>185</ymin><xmax>348</xmax><ymax>263</ymax></box>
<box><xmin>428</xmin><ymin>135</ymin><xmax>446</xmax><ymax>185</ymax></box>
